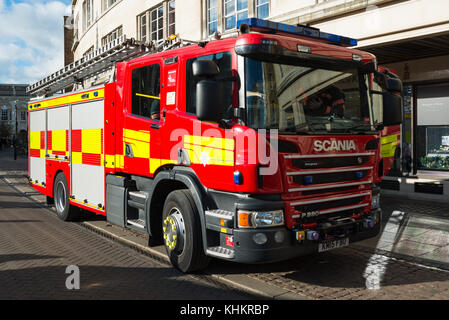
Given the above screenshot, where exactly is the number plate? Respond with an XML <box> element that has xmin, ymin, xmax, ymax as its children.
<box><xmin>318</xmin><ymin>238</ymin><xmax>349</xmax><ymax>252</ymax></box>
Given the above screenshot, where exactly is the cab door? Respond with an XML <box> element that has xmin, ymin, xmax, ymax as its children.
<box><xmin>124</xmin><ymin>61</ymin><xmax>162</xmax><ymax>177</ymax></box>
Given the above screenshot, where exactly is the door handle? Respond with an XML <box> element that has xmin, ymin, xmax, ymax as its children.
<box><xmin>125</xmin><ymin>143</ymin><xmax>134</xmax><ymax>158</ymax></box>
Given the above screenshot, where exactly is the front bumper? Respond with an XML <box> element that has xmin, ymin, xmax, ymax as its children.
<box><xmin>222</xmin><ymin>209</ymin><xmax>381</xmax><ymax>264</ymax></box>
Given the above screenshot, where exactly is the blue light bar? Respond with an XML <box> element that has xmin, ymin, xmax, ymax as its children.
<box><xmin>237</xmin><ymin>18</ymin><xmax>358</xmax><ymax>47</ymax></box>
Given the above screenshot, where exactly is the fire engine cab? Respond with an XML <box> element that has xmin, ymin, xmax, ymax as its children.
<box><xmin>27</xmin><ymin>18</ymin><xmax>402</xmax><ymax>272</ymax></box>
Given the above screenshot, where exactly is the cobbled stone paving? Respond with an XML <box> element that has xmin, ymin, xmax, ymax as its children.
<box><xmin>240</xmin><ymin>196</ymin><xmax>449</xmax><ymax>300</ymax></box>
<box><xmin>1</xmin><ymin>157</ymin><xmax>449</xmax><ymax>300</ymax></box>
<box><xmin>242</xmin><ymin>246</ymin><xmax>449</xmax><ymax>300</ymax></box>
<box><xmin>0</xmin><ymin>176</ymin><xmax>254</xmax><ymax>300</ymax></box>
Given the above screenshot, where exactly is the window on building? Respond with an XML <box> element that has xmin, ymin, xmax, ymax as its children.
<box><xmin>256</xmin><ymin>0</ymin><xmax>269</xmax><ymax>19</ymax></box>
<box><xmin>1</xmin><ymin>110</ymin><xmax>7</xmax><ymax>121</ymax></box>
<box><xmin>103</xmin><ymin>0</ymin><xmax>117</xmax><ymax>12</ymax></box>
<box><xmin>150</xmin><ymin>6</ymin><xmax>164</xmax><ymax>44</ymax></box>
<box><xmin>101</xmin><ymin>26</ymin><xmax>123</xmax><ymax>47</ymax></box>
<box><xmin>185</xmin><ymin>51</ymin><xmax>233</xmax><ymax>115</ymax></box>
<box><xmin>131</xmin><ymin>64</ymin><xmax>161</xmax><ymax>120</ymax></box>
<box><xmin>207</xmin><ymin>0</ymin><xmax>218</xmax><ymax>35</ymax></box>
<box><xmin>224</xmin><ymin>0</ymin><xmax>248</xmax><ymax>31</ymax></box>
<box><xmin>83</xmin><ymin>0</ymin><xmax>93</xmax><ymax>32</ymax></box>
<box><xmin>83</xmin><ymin>46</ymin><xmax>94</xmax><ymax>57</ymax></box>
<box><xmin>168</xmin><ymin>0</ymin><xmax>176</xmax><ymax>36</ymax></box>
<box><xmin>138</xmin><ymin>2</ymin><xmax>173</xmax><ymax>45</ymax></box>
<box><xmin>140</xmin><ymin>14</ymin><xmax>147</xmax><ymax>42</ymax></box>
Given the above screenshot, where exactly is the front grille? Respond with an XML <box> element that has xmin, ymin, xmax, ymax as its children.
<box><xmin>292</xmin><ymin>156</ymin><xmax>369</xmax><ymax>169</ymax></box>
<box><xmin>292</xmin><ymin>170</ymin><xmax>369</xmax><ymax>185</ymax></box>
<box><xmin>294</xmin><ymin>207</ymin><xmax>365</xmax><ymax>224</ymax></box>
<box><xmin>301</xmin><ymin>185</ymin><xmax>360</xmax><ymax>196</ymax></box>
<box><xmin>294</xmin><ymin>196</ymin><xmax>366</xmax><ymax>213</ymax></box>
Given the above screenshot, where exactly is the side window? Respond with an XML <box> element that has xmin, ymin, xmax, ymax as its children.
<box><xmin>186</xmin><ymin>51</ymin><xmax>233</xmax><ymax>116</ymax></box>
<box><xmin>131</xmin><ymin>63</ymin><xmax>161</xmax><ymax>120</ymax></box>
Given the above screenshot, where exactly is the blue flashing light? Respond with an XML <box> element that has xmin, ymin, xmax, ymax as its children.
<box><xmin>234</xmin><ymin>171</ymin><xmax>243</xmax><ymax>185</ymax></box>
<box><xmin>304</xmin><ymin>176</ymin><xmax>313</xmax><ymax>184</ymax></box>
<box><xmin>237</xmin><ymin>18</ymin><xmax>358</xmax><ymax>47</ymax></box>
<box><xmin>356</xmin><ymin>172</ymin><xmax>364</xmax><ymax>179</ymax></box>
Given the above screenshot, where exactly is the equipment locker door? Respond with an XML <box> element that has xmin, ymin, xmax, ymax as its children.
<box><xmin>47</xmin><ymin>106</ymin><xmax>70</xmax><ymax>161</ymax></box>
<box><xmin>71</xmin><ymin>99</ymin><xmax>105</xmax><ymax>210</ymax></box>
<box><xmin>29</xmin><ymin>110</ymin><xmax>46</xmax><ymax>186</ymax></box>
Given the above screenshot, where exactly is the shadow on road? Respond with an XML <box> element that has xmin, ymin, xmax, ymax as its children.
<box><xmin>0</xmin><ymin>264</ymin><xmax>258</xmax><ymax>300</ymax></box>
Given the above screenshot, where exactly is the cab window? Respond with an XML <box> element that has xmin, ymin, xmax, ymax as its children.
<box><xmin>131</xmin><ymin>63</ymin><xmax>161</xmax><ymax>120</ymax></box>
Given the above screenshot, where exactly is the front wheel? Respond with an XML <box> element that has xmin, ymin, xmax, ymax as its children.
<box><xmin>53</xmin><ymin>172</ymin><xmax>80</xmax><ymax>221</ymax></box>
<box><xmin>162</xmin><ymin>189</ymin><xmax>209</xmax><ymax>273</ymax></box>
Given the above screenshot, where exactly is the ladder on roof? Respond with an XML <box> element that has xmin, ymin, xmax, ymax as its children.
<box><xmin>26</xmin><ymin>34</ymin><xmax>195</xmax><ymax>96</ymax></box>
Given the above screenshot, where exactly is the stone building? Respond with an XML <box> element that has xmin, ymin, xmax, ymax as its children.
<box><xmin>0</xmin><ymin>84</ymin><xmax>29</xmax><ymax>148</ymax></box>
<box><xmin>67</xmin><ymin>0</ymin><xmax>449</xmax><ymax>174</ymax></box>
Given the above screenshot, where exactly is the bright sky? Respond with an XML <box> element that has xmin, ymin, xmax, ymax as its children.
<box><xmin>0</xmin><ymin>0</ymin><xmax>73</xmax><ymax>85</ymax></box>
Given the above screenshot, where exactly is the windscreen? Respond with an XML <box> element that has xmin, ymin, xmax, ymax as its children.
<box><xmin>245</xmin><ymin>58</ymin><xmax>373</xmax><ymax>134</ymax></box>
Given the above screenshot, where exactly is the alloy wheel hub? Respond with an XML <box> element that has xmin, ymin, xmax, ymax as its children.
<box><xmin>163</xmin><ymin>208</ymin><xmax>185</xmax><ymax>253</ymax></box>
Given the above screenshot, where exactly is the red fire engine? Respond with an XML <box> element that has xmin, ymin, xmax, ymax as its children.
<box><xmin>27</xmin><ymin>18</ymin><xmax>402</xmax><ymax>272</ymax></box>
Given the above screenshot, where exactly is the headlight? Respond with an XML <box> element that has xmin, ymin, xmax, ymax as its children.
<box><xmin>238</xmin><ymin>210</ymin><xmax>284</xmax><ymax>228</ymax></box>
<box><xmin>372</xmin><ymin>193</ymin><xmax>380</xmax><ymax>209</ymax></box>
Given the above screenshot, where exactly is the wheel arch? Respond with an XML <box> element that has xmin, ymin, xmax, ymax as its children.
<box><xmin>147</xmin><ymin>166</ymin><xmax>210</xmax><ymax>250</ymax></box>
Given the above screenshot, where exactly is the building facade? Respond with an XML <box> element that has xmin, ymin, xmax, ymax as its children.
<box><xmin>69</xmin><ymin>0</ymin><xmax>449</xmax><ymax>174</ymax></box>
<box><xmin>0</xmin><ymin>84</ymin><xmax>29</xmax><ymax>148</ymax></box>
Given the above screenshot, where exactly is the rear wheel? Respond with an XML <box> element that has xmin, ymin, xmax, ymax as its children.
<box><xmin>53</xmin><ymin>172</ymin><xmax>80</xmax><ymax>221</ymax></box>
<box><xmin>162</xmin><ymin>189</ymin><xmax>209</xmax><ymax>273</ymax></box>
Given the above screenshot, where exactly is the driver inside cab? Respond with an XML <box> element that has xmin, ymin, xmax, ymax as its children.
<box><xmin>304</xmin><ymin>86</ymin><xmax>346</xmax><ymax>118</ymax></box>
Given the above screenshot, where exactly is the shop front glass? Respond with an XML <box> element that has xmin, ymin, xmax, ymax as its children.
<box><xmin>417</xmin><ymin>84</ymin><xmax>449</xmax><ymax>171</ymax></box>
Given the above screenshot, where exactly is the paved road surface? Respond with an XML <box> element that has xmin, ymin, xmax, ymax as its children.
<box><xmin>0</xmin><ymin>178</ymin><xmax>256</xmax><ymax>300</ymax></box>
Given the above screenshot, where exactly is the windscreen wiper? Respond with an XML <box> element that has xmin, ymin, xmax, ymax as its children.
<box><xmin>295</xmin><ymin>122</ymin><xmax>326</xmax><ymax>132</ymax></box>
<box><xmin>281</xmin><ymin>127</ymin><xmax>311</xmax><ymax>135</ymax></box>
<box><xmin>344</xmin><ymin>123</ymin><xmax>372</xmax><ymax>133</ymax></box>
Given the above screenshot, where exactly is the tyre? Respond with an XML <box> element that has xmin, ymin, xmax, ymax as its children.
<box><xmin>162</xmin><ymin>189</ymin><xmax>209</xmax><ymax>273</ymax></box>
<box><xmin>53</xmin><ymin>172</ymin><xmax>80</xmax><ymax>221</ymax></box>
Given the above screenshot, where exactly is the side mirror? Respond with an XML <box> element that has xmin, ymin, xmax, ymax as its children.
<box><xmin>383</xmin><ymin>92</ymin><xmax>402</xmax><ymax>126</ymax></box>
<box><xmin>194</xmin><ymin>60</ymin><xmax>225</xmax><ymax>122</ymax></box>
<box><xmin>375</xmin><ymin>71</ymin><xmax>403</xmax><ymax>93</ymax></box>
<box><xmin>192</xmin><ymin>60</ymin><xmax>220</xmax><ymax>77</ymax></box>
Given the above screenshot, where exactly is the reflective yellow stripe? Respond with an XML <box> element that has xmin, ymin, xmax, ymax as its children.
<box><xmin>82</xmin><ymin>129</ymin><xmax>102</xmax><ymax>154</ymax></box>
<box><xmin>381</xmin><ymin>135</ymin><xmax>398</xmax><ymax>145</ymax></box>
<box><xmin>30</xmin><ymin>131</ymin><xmax>41</xmax><ymax>150</ymax></box>
<box><xmin>70</xmin><ymin>198</ymin><xmax>104</xmax><ymax>211</ymax></box>
<box><xmin>184</xmin><ymin>144</ymin><xmax>234</xmax><ymax>166</ymax></box>
<box><xmin>123</xmin><ymin>129</ymin><xmax>150</xmax><ymax>142</ymax></box>
<box><xmin>123</xmin><ymin>129</ymin><xmax>150</xmax><ymax>159</ymax></box>
<box><xmin>51</xmin><ymin>130</ymin><xmax>67</xmax><ymax>153</ymax></box>
<box><xmin>28</xmin><ymin>88</ymin><xmax>104</xmax><ymax>110</ymax></box>
<box><xmin>71</xmin><ymin>152</ymin><xmax>82</xmax><ymax>164</ymax></box>
<box><xmin>105</xmin><ymin>154</ymin><xmax>115</xmax><ymax>169</ymax></box>
<box><xmin>184</xmin><ymin>135</ymin><xmax>234</xmax><ymax>151</ymax></box>
<box><xmin>381</xmin><ymin>134</ymin><xmax>399</xmax><ymax>158</ymax></box>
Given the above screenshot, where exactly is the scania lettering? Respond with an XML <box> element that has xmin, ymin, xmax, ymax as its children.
<box><xmin>313</xmin><ymin>140</ymin><xmax>356</xmax><ymax>152</ymax></box>
<box><xmin>27</xmin><ymin>18</ymin><xmax>402</xmax><ymax>273</ymax></box>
